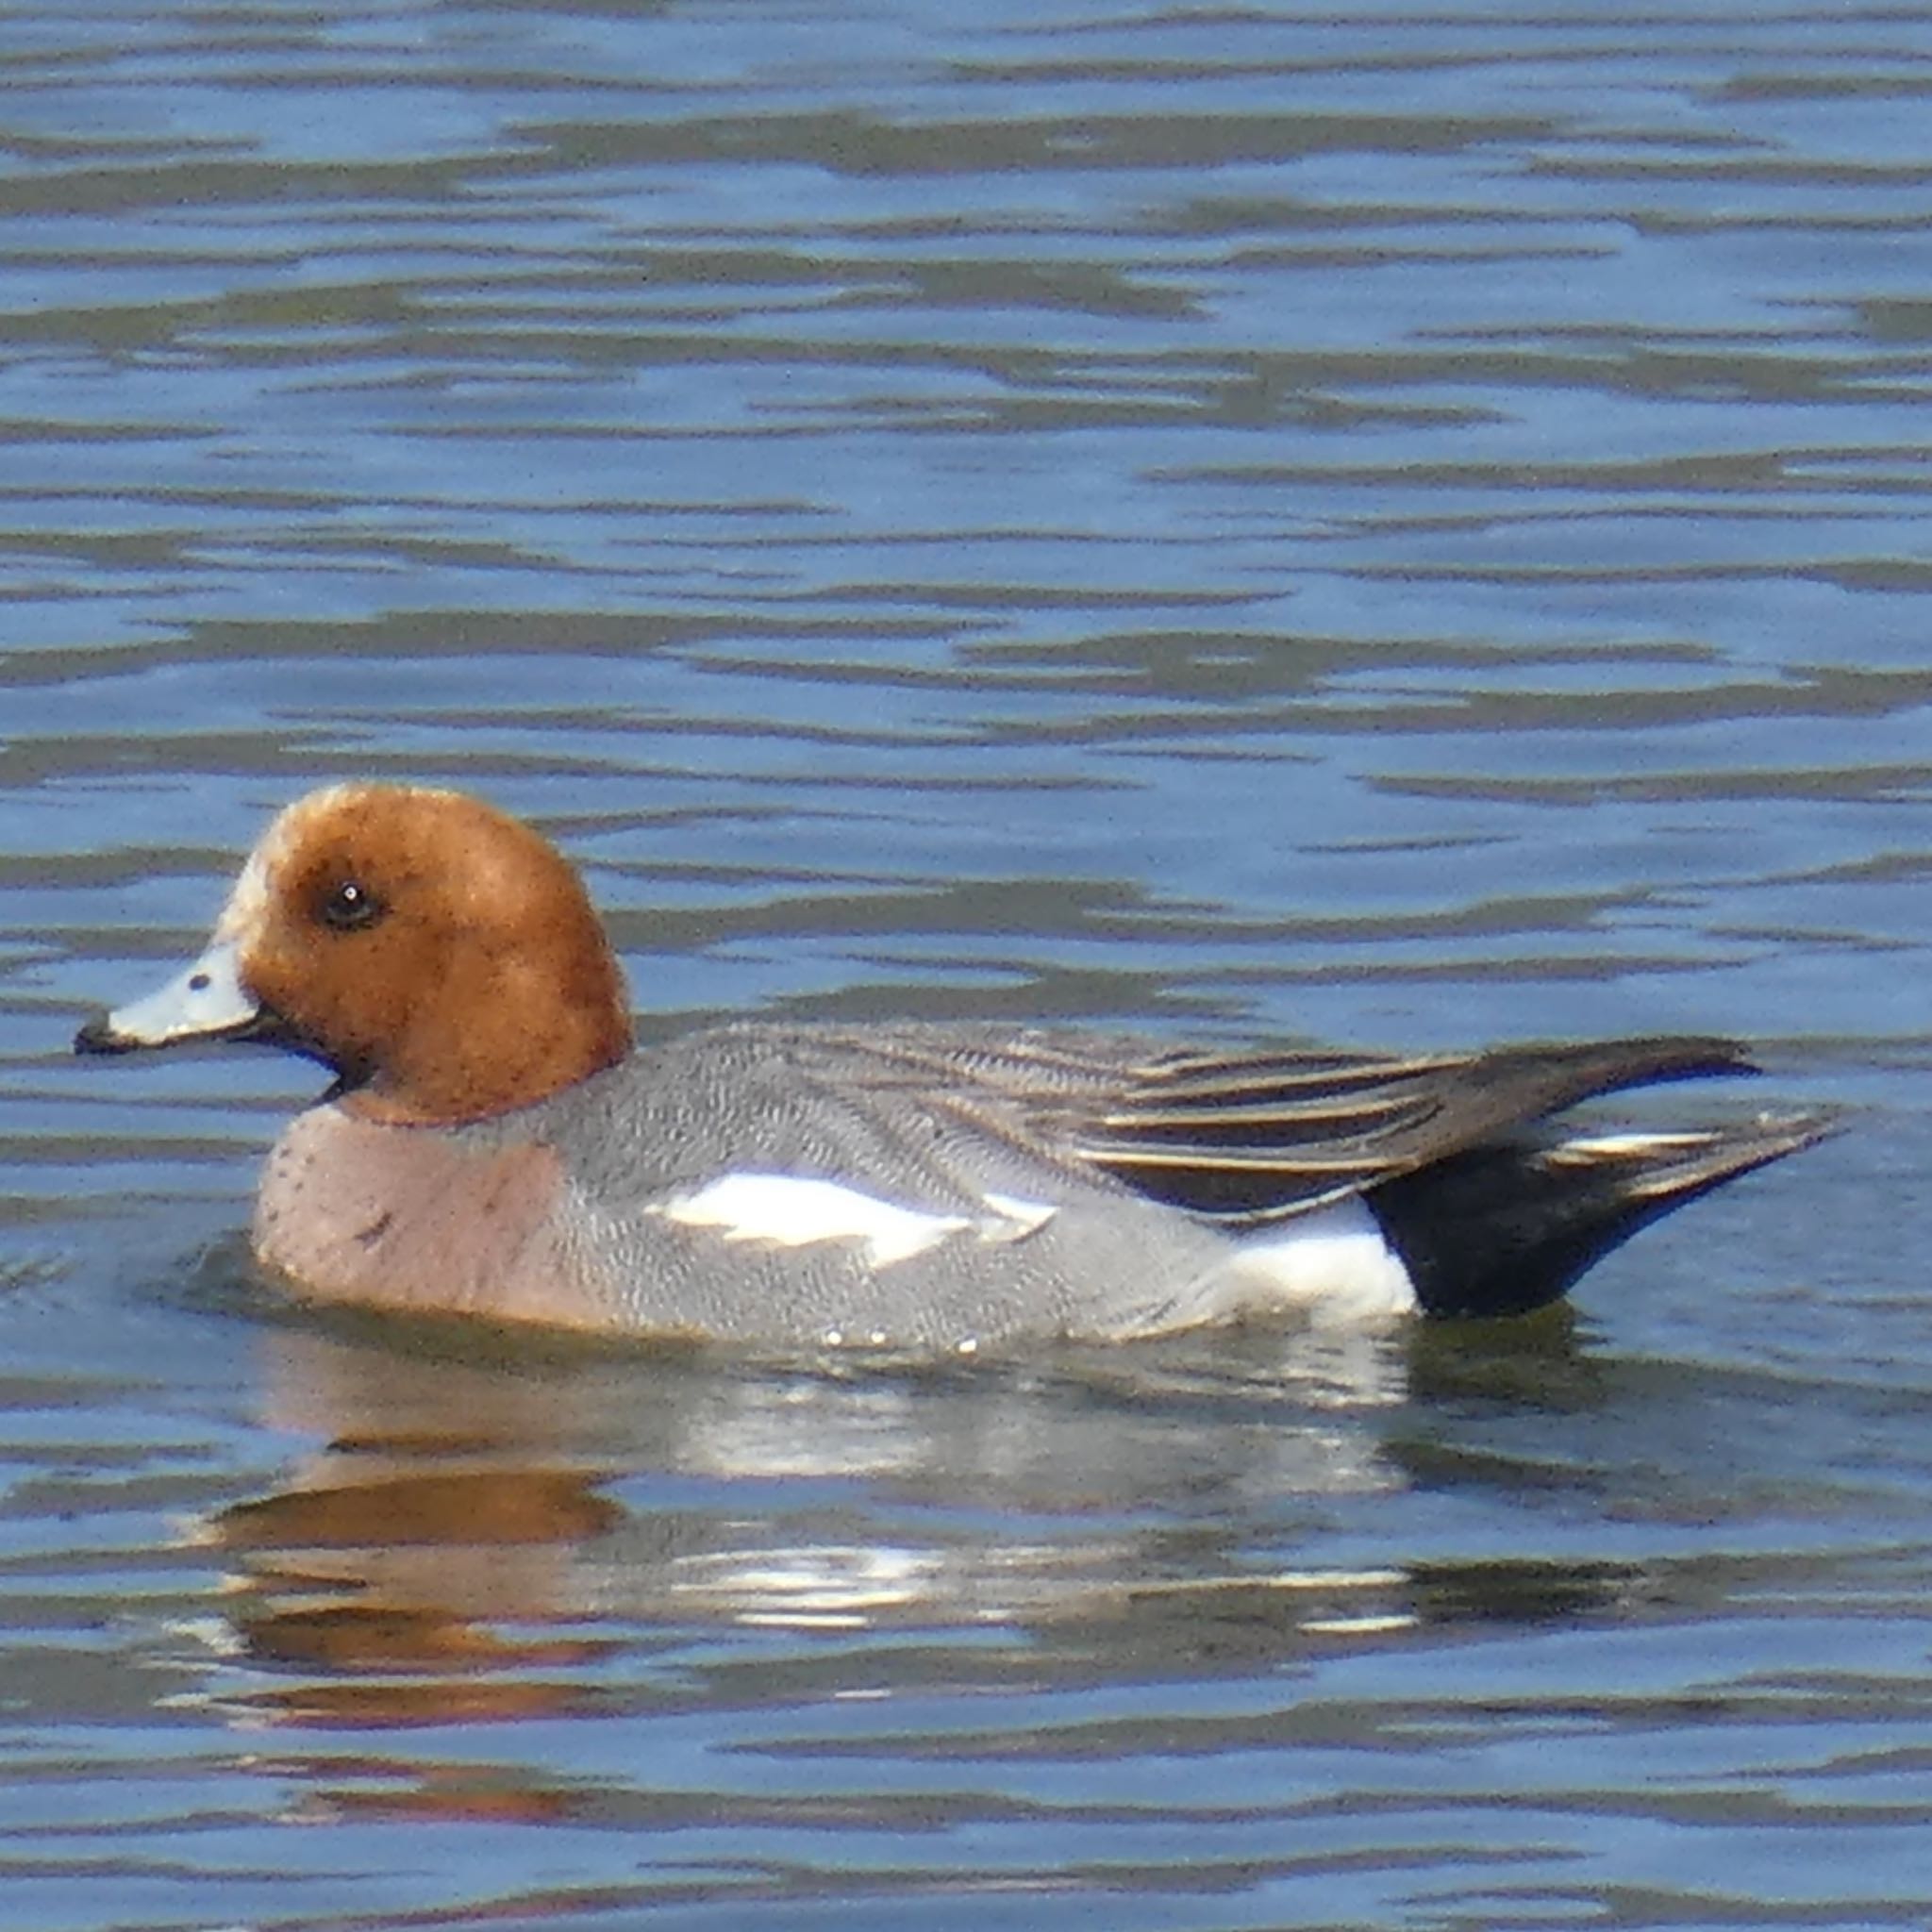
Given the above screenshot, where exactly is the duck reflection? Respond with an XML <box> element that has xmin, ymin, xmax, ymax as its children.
<box><xmin>200</xmin><ymin>1297</ymin><xmax>1641</xmax><ymax>1741</ymax></box>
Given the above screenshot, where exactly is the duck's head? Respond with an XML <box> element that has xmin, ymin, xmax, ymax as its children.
<box><xmin>75</xmin><ymin>783</ymin><xmax>635</xmax><ymax>1124</ymax></box>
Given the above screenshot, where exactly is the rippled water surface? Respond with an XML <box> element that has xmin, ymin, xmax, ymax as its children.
<box><xmin>3</xmin><ymin>3</ymin><xmax>1931</xmax><ymax>1927</ymax></box>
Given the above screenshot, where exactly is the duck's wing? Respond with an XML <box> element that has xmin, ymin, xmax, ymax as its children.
<box><xmin>1060</xmin><ymin>1034</ymin><xmax>1770</xmax><ymax>1219</ymax></box>
<box><xmin>819</xmin><ymin>1025</ymin><xmax>1771</xmax><ymax>1222</ymax></box>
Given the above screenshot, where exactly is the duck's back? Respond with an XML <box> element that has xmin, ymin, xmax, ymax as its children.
<box><xmin>492</xmin><ymin>1022</ymin><xmax>1271</xmax><ymax>1347</ymax></box>
<box><xmin>256</xmin><ymin>1018</ymin><xmax>1798</xmax><ymax>1343</ymax></box>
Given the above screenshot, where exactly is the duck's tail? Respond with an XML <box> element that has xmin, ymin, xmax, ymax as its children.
<box><xmin>1368</xmin><ymin>1112</ymin><xmax>1833</xmax><ymax>1320</ymax></box>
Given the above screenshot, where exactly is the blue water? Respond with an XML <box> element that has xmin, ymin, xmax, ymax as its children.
<box><xmin>2</xmin><ymin>3</ymin><xmax>1930</xmax><ymax>1927</ymax></box>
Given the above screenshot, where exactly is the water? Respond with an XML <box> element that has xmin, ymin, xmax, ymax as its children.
<box><xmin>2</xmin><ymin>2</ymin><xmax>1930</xmax><ymax>1926</ymax></box>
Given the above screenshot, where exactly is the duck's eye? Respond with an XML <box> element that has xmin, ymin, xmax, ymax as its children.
<box><xmin>317</xmin><ymin>879</ymin><xmax>384</xmax><ymax>932</ymax></box>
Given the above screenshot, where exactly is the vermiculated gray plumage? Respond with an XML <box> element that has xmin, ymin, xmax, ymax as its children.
<box><xmin>441</xmin><ymin>1023</ymin><xmax>1826</xmax><ymax>1342</ymax></box>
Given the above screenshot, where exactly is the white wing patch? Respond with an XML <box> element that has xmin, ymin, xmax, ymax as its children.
<box><xmin>648</xmin><ymin>1174</ymin><xmax>1058</xmax><ymax>1267</ymax></box>
<box><xmin>978</xmin><ymin>1191</ymin><xmax>1058</xmax><ymax>1240</ymax></box>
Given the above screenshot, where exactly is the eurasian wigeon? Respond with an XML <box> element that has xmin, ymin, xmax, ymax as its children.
<box><xmin>75</xmin><ymin>783</ymin><xmax>1826</xmax><ymax>1347</ymax></box>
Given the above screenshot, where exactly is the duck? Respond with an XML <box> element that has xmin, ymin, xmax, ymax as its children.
<box><xmin>75</xmin><ymin>783</ymin><xmax>1826</xmax><ymax>1348</ymax></box>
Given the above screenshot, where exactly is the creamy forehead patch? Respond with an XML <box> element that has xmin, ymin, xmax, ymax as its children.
<box><xmin>213</xmin><ymin>786</ymin><xmax>347</xmax><ymax>941</ymax></box>
<box><xmin>213</xmin><ymin>841</ymin><xmax>275</xmax><ymax>943</ymax></box>
<box><xmin>213</xmin><ymin>782</ymin><xmax>475</xmax><ymax>941</ymax></box>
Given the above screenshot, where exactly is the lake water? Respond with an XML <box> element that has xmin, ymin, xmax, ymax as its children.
<box><xmin>3</xmin><ymin>2</ymin><xmax>1931</xmax><ymax>1926</ymax></box>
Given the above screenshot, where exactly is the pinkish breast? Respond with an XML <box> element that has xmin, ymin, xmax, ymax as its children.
<box><xmin>253</xmin><ymin>1104</ymin><xmax>615</xmax><ymax>1329</ymax></box>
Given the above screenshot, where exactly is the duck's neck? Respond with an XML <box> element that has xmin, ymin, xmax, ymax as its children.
<box><xmin>340</xmin><ymin>943</ymin><xmax>634</xmax><ymax>1126</ymax></box>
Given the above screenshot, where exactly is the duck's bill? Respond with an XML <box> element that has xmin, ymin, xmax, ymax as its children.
<box><xmin>75</xmin><ymin>937</ymin><xmax>262</xmax><ymax>1055</ymax></box>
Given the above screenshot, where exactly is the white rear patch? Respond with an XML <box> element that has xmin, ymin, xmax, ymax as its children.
<box><xmin>1213</xmin><ymin>1195</ymin><xmax>1417</xmax><ymax>1324</ymax></box>
<box><xmin>648</xmin><ymin>1174</ymin><xmax>1056</xmax><ymax>1267</ymax></box>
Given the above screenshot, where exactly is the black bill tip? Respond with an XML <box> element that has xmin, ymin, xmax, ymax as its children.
<box><xmin>75</xmin><ymin>1013</ymin><xmax>139</xmax><ymax>1056</ymax></box>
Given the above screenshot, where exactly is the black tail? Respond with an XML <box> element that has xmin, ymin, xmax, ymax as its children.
<box><xmin>1370</xmin><ymin>1115</ymin><xmax>1832</xmax><ymax>1320</ymax></box>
